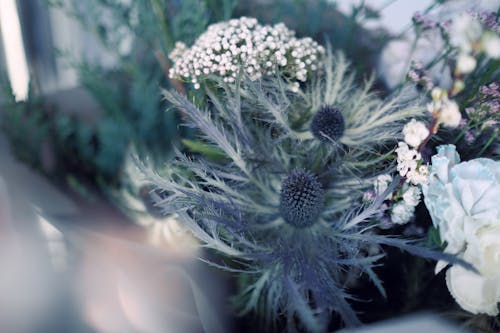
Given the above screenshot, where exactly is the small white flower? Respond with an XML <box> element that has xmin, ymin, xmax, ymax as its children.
<box><xmin>402</xmin><ymin>186</ymin><xmax>421</xmax><ymax>207</ymax></box>
<box><xmin>439</xmin><ymin>99</ymin><xmax>462</xmax><ymax>128</ymax></box>
<box><xmin>169</xmin><ymin>17</ymin><xmax>324</xmax><ymax>89</ymax></box>
<box><xmin>431</xmin><ymin>87</ymin><xmax>444</xmax><ymax>101</ymax></box>
<box><xmin>482</xmin><ymin>32</ymin><xmax>500</xmax><ymax>59</ymax></box>
<box><xmin>449</xmin><ymin>13</ymin><xmax>483</xmax><ymax>53</ymax></box>
<box><xmin>395</xmin><ymin>142</ymin><xmax>420</xmax><ymax>161</ymax></box>
<box><xmin>373</xmin><ymin>174</ymin><xmax>393</xmax><ymax>200</ymax></box>
<box><xmin>397</xmin><ymin>159</ymin><xmax>418</xmax><ymax>177</ymax></box>
<box><xmin>407</xmin><ymin>165</ymin><xmax>429</xmax><ymax>185</ymax></box>
<box><xmin>395</xmin><ymin>142</ymin><xmax>422</xmax><ymax>179</ymax></box>
<box><xmin>391</xmin><ymin>202</ymin><xmax>415</xmax><ymax>225</ymax></box>
<box><xmin>455</xmin><ymin>53</ymin><xmax>477</xmax><ymax>74</ymax></box>
<box><xmin>403</xmin><ymin>119</ymin><xmax>429</xmax><ymax>148</ymax></box>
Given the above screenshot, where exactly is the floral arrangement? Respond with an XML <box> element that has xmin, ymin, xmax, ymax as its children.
<box><xmin>135</xmin><ymin>9</ymin><xmax>500</xmax><ymax>330</ymax></box>
<box><xmin>2</xmin><ymin>1</ymin><xmax>499</xmax><ymax>332</ymax></box>
<box><xmin>375</xmin><ymin>5</ymin><xmax>500</xmax><ymax>328</ymax></box>
<box><xmin>140</xmin><ymin>49</ymin><xmax>461</xmax><ymax>330</ymax></box>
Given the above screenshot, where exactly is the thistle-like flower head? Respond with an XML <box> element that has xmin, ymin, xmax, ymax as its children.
<box><xmin>140</xmin><ymin>48</ymin><xmax>460</xmax><ymax>332</ymax></box>
<box><xmin>310</xmin><ymin>105</ymin><xmax>345</xmax><ymax>142</ymax></box>
<box><xmin>280</xmin><ymin>170</ymin><xmax>324</xmax><ymax>228</ymax></box>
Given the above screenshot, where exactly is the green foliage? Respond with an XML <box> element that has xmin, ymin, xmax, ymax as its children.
<box><xmin>182</xmin><ymin>138</ymin><xmax>227</xmax><ymax>162</ymax></box>
<box><xmin>0</xmin><ymin>75</ymin><xmax>50</xmax><ymax>170</ymax></box>
<box><xmin>426</xmin><ymin>226</ymin><xmax>442</xmax><ymax>248</ymax></box>
<box><xmin>1</xmin><ymin>0</ymin><xmax>240</xmax><ymax>199</ymax></box>
<box><xmin>235</xmin><ymin>0</ymin><xmax>389</xmax><ymax>75</ymax></box>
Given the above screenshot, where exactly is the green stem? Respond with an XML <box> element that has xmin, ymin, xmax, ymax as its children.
<box><xmin>150</xmin><ymin>0</ymin><xmax>174</xmax><ymax>50</ymax></box>
<box><xmin>477</xmin><ymin>133</ymin><xmax>496</xmax><ymax>156</ymax></box>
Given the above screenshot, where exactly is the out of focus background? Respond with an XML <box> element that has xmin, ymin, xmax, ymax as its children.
<box><xmin>0</xmin><ymin>0</ymin><xmax>492</xmax><ymax>332</ymax></box>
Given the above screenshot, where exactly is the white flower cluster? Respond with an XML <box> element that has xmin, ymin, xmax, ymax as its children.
<box><xmin>391</xmin><ymin>185</ymin><xmax>421</xmax><ymax>225</ymax></box>
<box><xmin>373</xmin><ymin>174</ymin><xmax>392</xmax><ymax>199</ymax></box>
<box><xmin>168</xmin><ymin>17</ymin><xmax>325</xmax><ymax>89</ymax></box>
<box><xmin>402</xmin><ymin>118</ymin><xmax>429</xmax><ymax>148</ymax></box>
<box><xmin>368</xmin><ymin>174</ymin><xmax>422</xmax><ymax>225</ymax></box>
<box><xmin>427</xmin><ymin>88</ymin><xmax>462</xmax><ymax>128</ymax></box>
<box><xmin>423</xmin><ymin>145</ymin><xmax>500</xmax><ymax>315</ymax></box>
<box><xmin>395</xmin><ymin>142</ymin><xmax>429</xmax><ymax>185</ymax></box>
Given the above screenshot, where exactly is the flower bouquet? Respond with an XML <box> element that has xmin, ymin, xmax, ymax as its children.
<box><xmin>1</xmin><ymin>1</ymin><xmax>498</xmax><ymax>332</ymax></box>
<box><xmin>132</xmin><ymin>4</ymin><xmax>499</xmax><ymax>331</ymax></box>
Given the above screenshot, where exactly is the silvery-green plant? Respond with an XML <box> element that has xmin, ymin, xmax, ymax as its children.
<box><xmin>140</xmin><ymin>51</ymin><xmax>468</xmax><ymax>332</ymax></box>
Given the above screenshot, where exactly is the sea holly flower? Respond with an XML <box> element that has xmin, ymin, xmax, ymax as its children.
<box><xmin>140</xmin><ymin>50</ymin><xmax>465</xmax><ymax>332</ymax></box>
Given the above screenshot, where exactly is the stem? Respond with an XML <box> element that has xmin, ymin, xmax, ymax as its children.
<box><xmin>417</xmin><ymin>116</ymin><xmax>439</xmax><ymax>152</ymax></box>
<box><xmin>150</xmin><ymin>0</ymin><xmax>174</xmax><ymax>51</ymax></box>
<box><xmin>154</xmin><ymin>50</ymin><xmax>186</xmax><ymax>94</ymax></box>
<box><xmin>477</xmin><ymin>133</ymin><xmax>496</xmax><ymax>156</ymax></box>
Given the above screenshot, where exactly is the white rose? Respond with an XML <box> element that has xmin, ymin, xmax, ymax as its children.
<box><xmin>390</xmin><ymin>202</ymin><xmax>415</xmax><ymax>225</ymax></box>
<box><xmin>402</xmin><ymin>186</ymin><xmax>421</xmax><ymax>207</ymax></box>
<box><xmin>403</xmin><ymin>119</ymin><xmax>430</xmax><ymax>148</ymax></box>
<box><xmin>439</xmin><ymin>100</ymin><xmax>461</xmax><ymax>128</ymax></box>
<box><xmin>455</xmin><ymin>53</ymin><xmax>476</xmax><ymax>74</ymax></box>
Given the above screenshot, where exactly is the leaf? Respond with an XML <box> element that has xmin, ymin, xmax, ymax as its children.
<box><xmin>182</xmin><ymin>139</ymin><xmax>228</xmax><ymax>162</ymax></box>
<box><xmin>426</xmin><ymin>226</ymin><xmax>442</xmax><ymax>248</ymax></box>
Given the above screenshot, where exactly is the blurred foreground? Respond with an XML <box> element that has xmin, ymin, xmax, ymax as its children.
<box><xmin>0</xmin><ymin>134</ymin><xmax>229</xmax><ymax>333</ymax></box>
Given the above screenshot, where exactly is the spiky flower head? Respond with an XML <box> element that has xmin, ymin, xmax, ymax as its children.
<box><xmin>280</xmin><ymin>170</ymin><xmax>324</xmax><ymax>228</ymax></box>
<box><xmin>310</xmin><ymin>105</ymin><xmax>345</xmax><ymax>142</ymax></box>
<box><xmin>140</xmin><ymin>48</ymin><xmax>462</xmax><ymax>332</ymax></box>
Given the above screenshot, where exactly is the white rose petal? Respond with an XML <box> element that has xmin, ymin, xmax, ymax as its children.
<box><xmin>467</xmin><ymin>226</ymin><xmax>500</xmax><ymax>279</ymax></box>
<box><xmin>446</xmin><ymin>259</ymin><xmax>500</xmax><ymax>316</ymax></box>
